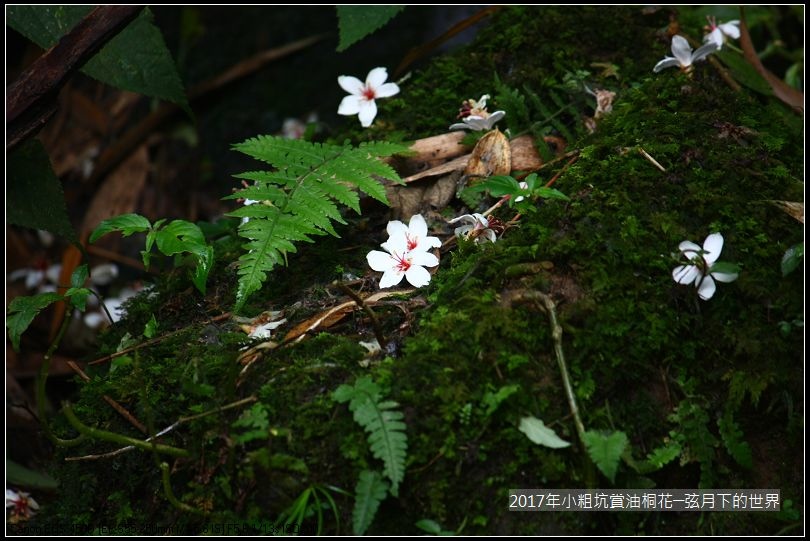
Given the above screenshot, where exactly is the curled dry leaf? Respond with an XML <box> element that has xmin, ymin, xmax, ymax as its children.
<box><xmin>771</xmin><ymin>200</ymin><xmax>804</xmax><ymax>224</ymax></box>
<box><xmin>464</xmin><ymin>128</ymin><xmax>511</xmax><ymax>182</ymax></box>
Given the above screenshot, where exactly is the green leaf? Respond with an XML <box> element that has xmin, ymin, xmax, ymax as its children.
<box><xmin>643</xmin><ymin>441</ymin><xmax>682</xmax><ymax>471</ymax></box>
<box><xmin>64</xmin><ymin>287</ymin><xmax>91</xmax><ymax>312</ymax></box>
<box><xmin>534</xmin><ymin>187</ymin><xmax>570</xmax><ymax>201</ymax></box>
<box><xmin>89</xmin><ymin>213</ymin><xmax>152</xmax><ymax>243</ymax></box>
<box><xmin>482</xmin><ymin>384</ymin><xmax>520</xmax><ymax>417</ymax></box>
<box><xmin>6</xmin><ymin>292</ymin><xmax>63</xmax><ymax>351</ymax></box>
<box><xmin>352</xmin><ymin>470</ymin><xmax>389</xmax><ymax>535</ymax></box>
<box><xmin>229</xmin><ymin>136</ymin><xmax>406</xmax><ymax>311</ymax></box>
<box><xmin>6</xmin><ymin>459</ymin><xmax>59</xmax><ymax>490</ymax></box>
<box><xmin>70</xmin><ymin>264</ymin><xmax>89</xmax><ymax>288</ymax></box>
<box><xmin>143</xmin><ymin>314</ymin><xmax>158</xmax><ymax>339</ymax></box>
<box><xmin>415</xmin><ymin>519</ymin><xmax>443</xmax><ymax>535</ymax></box>
<box><xmin>718</xmin><ymin>409</ymin><xmax>753</xmax><ymax>469</ymax></box>
<box><xmin>715</xmin><ymin>49</ymin><xmax>774</xmax><ymax>96</ymax></box>
<box><xmin>494</xmin><ymin>73</ymin><xmax>530</xmax><ymax>130</ymax></box>
<box><xmin>583</xmin><ymin>430</ymin><xmax>629</xmax><ymax>483</ymax></box>
<box><xmin>334</xmin><ymin>376</ymin><xmax>407</xmax><ymax>496</ymax></box>
<box><xmin>336</xmin><ymin>6</ymin><xmax>405</xmax><ymax>52</ymax></box>
<box><xmin>7</xmin><ymin>6</ymin><xmax>190</xmax><ymax>113</ymax></box>
<box><xmin>781</xmin><ymin>242</ymin><xmax>803</xmax><ymax>276</ymax></box>
<box><xmin>518</xmin><ymin>416</ymin><xmax>571</xmax><ymax>449</ymax></box>
<box><xmin>7</xmin><ymin>139</ymin><xmax>78</xmax><ymax>243</ymax></box>
<box><xmin>154</xmin><ymin>220</ymin><xmax>213</xmax><ymax>295</ymax></box>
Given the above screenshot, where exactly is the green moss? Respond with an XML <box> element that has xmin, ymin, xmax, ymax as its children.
<box><xmin>28</xmin><ymin>6</ymin><xmax>801</xmax><ymax>536</ymax></box>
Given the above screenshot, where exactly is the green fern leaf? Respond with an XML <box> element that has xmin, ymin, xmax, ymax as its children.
<box><xmin>228</xmin><ymin>136</ymin><xmax>406</xmax><ymax>311</ymax></box>
<box><xmin>334</xmin><ymin>376</ymin><xmax>408</xmax><ymax>497</ymax></box>
<box><xmin>718</xmin><ymin>409</ymin><xmax>753</xmax><ymax>469</ymax></box>
<box><xmin>352</xmin><ymin>470</ymin><xmax>389</xmax><ymax>535</ymax></box>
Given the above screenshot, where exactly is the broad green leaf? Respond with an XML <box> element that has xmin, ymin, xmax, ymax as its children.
<box><xmin>6</xmin><ymin>292</ymin><xmax>63</xmax><ymax>351</ymax></box>
<box><xmin>7</xmin><ymin>6</ymin><xmax>189</xmax><ymax>113</ymax></box>
<box><xmin>336</xmin><ymin>6</ymin><xmax>405</xmax><ymax>52</ymax></box>
<box><xmin>6</xmin><ymin>459</ymin><xmax>59</xmax><ymax>490</ymax></box>
<box><xmin>7</xmin><ymin>139</ymin><xmax>78</xmax><ymax>243</ymax></box>
<box><xmin>518</xmin><ymin>416</ymin><xmax>571</xmax><ymax>449</ymax></box>
<box><xmin>415</xmin><ymin>519</ymin><xmax>443</xmax><ymax>535</ymax></box>
<box><xmin>64</xmin><ymin>287</ymin><xmax>91</xmax><ymax>312</ymax></box>
<box><xmin>89</xmin><ymin>213</ymin><xmax>151</xmax><ymax>243</ymax></box>
<box><xmin>352</xmin><ymin>470</ymin><xmax>389</xmax><ymax>535</ymax></box>
<box><xmin>583</xmin><ymin>430</ymin><xmax>628</xmax><ymax>483</ymax></box>
<box><xmin>189</xmin><ymin>245</ymin><xmax>214</xmax><ymax>295</ymax></box>
<box><xmin>781</xmin><ymin>242</ymin><xmax>803</xmax><ymax>276</ymax></box>
<box><xmin>70</xmin><ymin>264</ymin><xmax>89</xmax><ymax>288</ymax></box>
<box><xmin>155</xmin><ymin>220</ymin><xmax>207</xmax><ymax>256</ymax></box>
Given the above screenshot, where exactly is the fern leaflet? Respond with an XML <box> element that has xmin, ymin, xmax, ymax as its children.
<box><xmin>227</xmin><ymin>136</ymin><xmax>406</xmax><ymax>311</ymax></box>
<box><xmin>352</xmin><ymin>470</ymin><xmax>389</xmax><ymax>535</ymax></box>
<box><xmin>334</xmin><ymin>376</ymin><xmax>407</xmax><ymax>496</ymax></box>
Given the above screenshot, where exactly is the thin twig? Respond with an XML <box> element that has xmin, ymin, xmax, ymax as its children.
<box><xmin>638</xmin><ymin>146</ymin><xmax>667</xmax><ymax>172</ymax></box>
<box><xmin>67</xmin><ymin>359</ymin><xmax>148</xmax><ymax>433</ymax></box>
<box><xmin>545</xmin><ymin>153</ymin><xmax>579</xmax><ymax>188</ymax></box>
<box><xmin>88</xmin><ymin>312</ymin><xmax>231</xmax><ymax>365</ymax></box>
<box><xmin>335</xmin><ymin>281</ymin><xmax>387</xmax><ymax>350</ymax></box>
<box><xmin>65</xmin><ymin>396</ymin><xmax>256</xmax><ymax>461</ymax></box>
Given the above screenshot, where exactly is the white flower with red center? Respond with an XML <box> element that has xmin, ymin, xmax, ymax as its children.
<box><xmin>367</xmin><ymin>214</ymin><xmax>441</xmax><ymax>288</ymax></box>
<box><xmin>448</xmin><ymin>213</ymin><xmax>498</xmax><ymax>244</ymax></box>
<box><xmin>653</xmin><ymin>35</ymin><xmax>718</xmax><ymax>74</ymax></box>
<box><xmin>703</xmin><ymin>16</ymin><xmax>740</xmax><ymax>50</ymax></box>
<box><xmin>672</xmin><ymin>232</ymin><xmax>739</xmax><ymax>301</ymax></box>
<box><xmin>6</xmin><ymin>488</ymin><xmax>39</xmax><ymax>521</ymax></box>
<box><xmin>337</xmin><ymin>67</ymin><xmax>400</xmax><ymax>128</ymax></box>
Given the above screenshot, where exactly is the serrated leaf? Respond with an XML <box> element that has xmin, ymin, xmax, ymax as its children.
<box><xmin>518</xmin><ymin>416</ymin><xmax>571</xmax><ymax>449</ymax></box>
<box><xmin>535</xmin><ymin>187</ymin><xmax>570</xmax><ymax>201</ymax></box>
<box><xmin>7</xmin><ymin>139</ymin><xmax>78</xmax><ymax>243</ymax></box>
<box><xmin>7</xmin><ymin>6</ymin><xmax>189</xmax><ymax>113</ymax></box>
<box><xmin>781</xmin><ymin>243</ymin><xmax>803</xmax><ymax>276</ymax></box>
<box><xmin>336</xmin><ymin>6</ymin><xmax>405</xmax><ymax>52</ymax></box>
<box><xmin>229</xmin><ymin>136</ymin><xmax>406</xmax><ymax>311</ymax></box>
<box><xmin>6</xmin><ymin>292</ymin><xmax>63</xmax><ymax>351</ymax></box>
<box><xmin>583</xmin><ymin>430</ymin><xmax>628</xmax><ymax>483</ymax></box>
<box><xmin>89</xmin><ymin>213</ymin><xmax>152</xmax><ymax>243</ymax></box>
<box><xmin>352</xmin><ymin>470</ymin><xmax>389</xmax><ymax>535</ymax></box>
<box><xmin>64</xmin><ymin>287</ymin><xmax>91</xmax><ymax>312</ymax></box>
<box><xmin>718</xmin><ymin>410</ymin><xmax>753</xmax><ymax>469</ymax></box>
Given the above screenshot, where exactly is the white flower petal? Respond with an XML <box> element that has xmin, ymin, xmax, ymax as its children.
<box><xmin>704</xmin><ymin>27</ymin><xmax>724</xmax><ymax>49</ymax></box>
<box><xmin>702</xmin><ymin>233</ymin><xmax>724</xmax><ymax>264</ymax></box>
<box><xmin>408</xmin><ymin>214</ymin><xmax>428</xmax><ymax>239</ymax></box>
<box><xmin>386</xmin><ymin>220</ymin><xmax>408</xmax><ymax>239</ymax></box>
<box><xmin>374</xmin><ymin>82</ymin><xmax>400</xmax><ymax>98</ymax></box>
<box><xmin>719</xmin><ymin>21</ymin><xmax>740</xmax><ymax>39</ymax></box>
<box><xmin>357</xmin><ymin>100</ymin><xmax>378</xmax><ymax>127</ymax></box>
<box><xmin>25</xmin><ymin>270</ymin><xmax>44</xmax><ymax>290</ymax></box>
<box><xmin>449</xmin><ymin>122</ymin><xmax>471</xmax><ymax>130</ymax></box>
<box><xmin>45</xmin><ymin>264</ymin><xmax>62</xmax><ymax>284</ymax></box>
<box><xmin>379</xmin><ymin>268</ymin><xmax>405</xmax><ymax>288</ymax></box>
<box><xmin>448</xmin><ymin>214</ymin><xmax>475</xmax><ymax>225</ymax></box>
<box><xmin>338</xmin><ymin>95</ymin><xmax>362</xmax><ymax>115</ymax></box>
<box><xmin>670</xmin><ymin>35</ymin><xmax>693</xmax><ymax>66</ymax></box>
<box><xmin>487</xmin><ymin>110</ymin><xmax>506</xmax><ymax>126</ymax></box>
<box><xmin>338</xmin><ymin>75</ymin><xmax>364</xmax><ymax>95</ymax></box>
<box><xmin>83</xmin><ymin>312</ymin><xmax>106</xmax><ymax>329</ymax></box>
<box><xmin>696</xmin><ymin>275</ymin><xmax>716</xmax><ymax>300</ymax></box>
<box><xmin>90</xmin><ymin>263</ymin><xmax>119</xmax><ymax>286</ymax></box>
<box><xmin>711</xmin><ymin>270</ymin><xmax>738</xmax><ymax>283</ymax></box>
<box><xmin>653</xmin><ymin>57</ymin><xmax>681</xmax><ymax>73</ymax></box>
<box><xmin>692</xmin><ymin>41</ymin><xmax>718</xmax><ymax>63</ymax></box>
<box><xmin>410</xmin><ymin>250</ymin><xmax>439</xmax><ymax>268</ymax></box>
<box><xmin>453</xmin><ymin>225</ymin><xmax>473</xmax><ymax>237</ymax></box>
<box><xmin>405</xmin><ymin>265</ymin><xmax>432</xmax><ymax>288</ymax></box>
<box><xmin>678</xmin><ymin>240</ymin><xmax>701</xmax><ymax>254</ymax></box>
<box><xmin>382</xmin><ymin>234</ymin><xmax>408</xmax><ymax>255</ymax></box>
<box><xmin>367</xmin><ymin>250</ymin><xmax>394</xmax><ymax>271</ymax></box>
<box><xmin>673</xmin><ymin>264</ymin><xmax>700</xmax><ymax>285</ymax></box>
<box><xmin>365</xmin><ymin>67</ymin><xmax>389</xmax><ymax>89</ymax></box>
<box><xmin>481</xmin><ymin>229</ymin><xmax>498</xmax><ymax>243</ymax></box>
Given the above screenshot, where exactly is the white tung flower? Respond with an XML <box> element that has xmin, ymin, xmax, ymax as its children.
<box><xmin>448</xmin><ymin>213</ymin><xmax>498</xmax><ymax>244</ymax></box>
<box><xmin>449</xmin><ymin>110</ymin><xmax>506</xmax><ymax>132</ymax></box>
<box><xmin>653</xmin><ymin>35</ymin><xmax>718</xmax><ymax>74</ymax></box>
<box><xmin>672</xmin><ymin>232</ymin><xmax>739</xmax><ymax>301</ymax></box>
<box><xmin>367</xmin><ymin>214</ymin><xmax>441</xmax><ymax>288</ymax></box>
<box><xmin>703</xmin><ymin>16</ymin><xmax>740</xmax><ymax>50</ymax></box>
<box><xmin>338</xmin><ymin>67</ymin><xmax>400</xmax><ymax>128</ymax></box>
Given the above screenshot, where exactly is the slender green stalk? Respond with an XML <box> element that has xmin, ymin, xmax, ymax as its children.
<box><xmin>62</xmin><ymin>403</ymin><xmax>189</xmax><ymax>458</ymax></box>
<box><xmin>160</xmin><ymin>462</ymin><xmax>202</xmax><ymax>514</ymax></box>
<box><xmin>36</xmin><ymin>311</ymin><xmax>85</xmax><ymax>447</ymax></box>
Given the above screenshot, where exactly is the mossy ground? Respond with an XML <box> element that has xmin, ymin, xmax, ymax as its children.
<box><xmin>21</xmin><ymin>6</ymin><xmax>802</xmax><ymax>535</ymax></box>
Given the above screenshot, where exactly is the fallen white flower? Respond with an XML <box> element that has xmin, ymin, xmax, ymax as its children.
<box><xmin>338</xmin><ymin>67</ymin><xmax>400</xmax><ymax>127</ymax></box>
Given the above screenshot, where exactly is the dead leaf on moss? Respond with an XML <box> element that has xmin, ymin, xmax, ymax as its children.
<box><xmin>771</xmin><ymin>200</ymin><xmax>804</xmax><ymax>224</ymax></box>
<box><xmin>465</xmin><ymin>128</ymin><xmax>511</xmax><ymax>182</ymax></box>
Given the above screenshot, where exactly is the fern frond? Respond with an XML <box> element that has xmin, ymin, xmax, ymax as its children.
<box><xmin>352</xmin><ymin>470</ymin><xmax>389</xmax><ymax>535</ymax></box>
<box><xmin>334</xmin><ymin>376</ymin><xmax>408</xmax><ymax>497</ymax></box>
<box><xmin>227</xmin><ymin>136</ymin><xmax>407</xmax><ymax>311</ymax></box>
